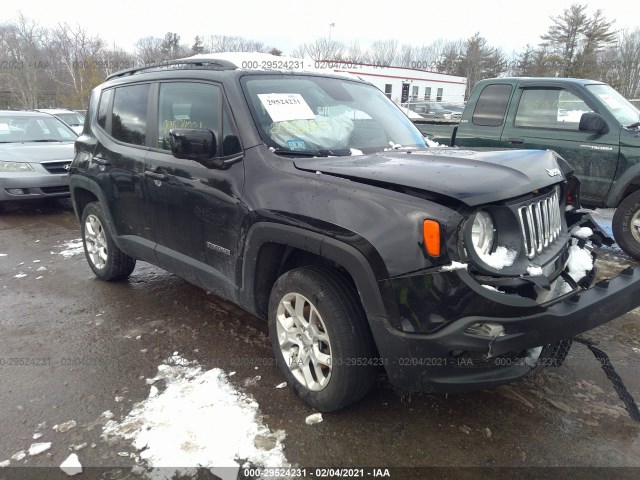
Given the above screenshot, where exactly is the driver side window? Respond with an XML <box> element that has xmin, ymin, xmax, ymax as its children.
<box><xmin>515</xmin><ymin>88</ymin><xmax>594</xmax><ymax>130</ymax></box>
<box><xmin>158</xmin><ymin>82</ymin><xmax>221</xmax><ymax>151</ymax></box>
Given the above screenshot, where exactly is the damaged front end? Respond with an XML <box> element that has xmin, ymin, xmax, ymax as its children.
<box><xmin>377</xmin><ymin>168</ymin><xmax>640</xmax><ymax>394</ymax></box>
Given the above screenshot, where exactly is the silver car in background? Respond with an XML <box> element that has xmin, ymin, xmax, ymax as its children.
<box><xmin>0</xmin><ymin>111</ymin><xmax>76</xmax><ymax>208</ymax></box>
<box><xmin>34</xmin><ymin>108</ymin><xmax>85</xmax><ymax>135</ymax></box>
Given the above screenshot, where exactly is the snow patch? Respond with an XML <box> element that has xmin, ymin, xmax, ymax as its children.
<box><xmin>349</xmin><ymin>148</ymin><xmax>364</xmax><ymax>156</ymax></box>
<box><xmin>439</xmin><ymin>261</ymin><xmax>468</xmax><ymax>272</ymax></box>
<box><xmin>28</xmin><ymin>442</ymin><xmax>51</xmax><ymax>456</ymax></box>
<box><xmin>60</xmin><ymin>453</ymin><xmax>82</xmax><ymax>476</ymax></box>
<box><xmin>32</xmin><ymin>433</ymin><xmax>42</xmax><ymax>440</ymax></box>
<box><xmin>11</xmin><ymin>451</ymin><xmax>26</xmax><ymax>461</ymax></box>
<box><xmin>570</xmin><ymin>226</ymin><xmax>593</xmax><ymax>239</ymax></box>
<box><xmin>305</xmin><ymin>413</ymin><xmax>323</xmax><ymax>425</ymax></box>
<box><xmin>101</xmin><ymin>355</ymin><xmax>288</xmax><ymax>478</ymax></box>
<box><xmin>58</xmin><ymin>239</ymin><xmax>84</xmax><ymax>258</ymax></box>
<box><xmin>479</xmin><ymin>246</ymin><xmax>517</xmax><ymax>269</ymax></box>
<box><xmin>275</xmin><ymin>382</ymin><xmax>287</xmax><ymax>389</ymax></box>
<box><xmin>53</xmin><ymin>420</ymin><xmax>76</xmax><ymax>432</ymax></box>
<box><xmin>14</xmin><ymin>273</ymin><xmax>27</xmax><ymax>279</ymax></box>
<box><xmin>425</xmin><ymin>137</ymin><xmax>443</xmax><ymax>148</ymax></box>
<box><xmin>0</xmin><ymin>460</ymin><xmax>9</xmax><ymax>467</ymax></box>
<box><xmin>527</xmin><ymin>265</ymin><xmax>543</xmax><ymax>276</ymax></box>
<box><xmin>524</xmin><ymin>346</ymin><xmax>543</xmax><ymax>367</ymax></box>
<box><xmin>567</xmin><ymin>245</ymin><xmax>594</xmax><ymax>283</ymax></box>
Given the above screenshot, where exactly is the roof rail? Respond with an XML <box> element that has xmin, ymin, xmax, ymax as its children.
<box><xmin>106</xmin><ymin>58</ymin><xmax>238</xmax><ymax>81</ymax></box>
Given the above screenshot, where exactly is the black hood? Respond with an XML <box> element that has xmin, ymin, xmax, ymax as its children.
<box><xmin>294</xmin><ymin>148</ymin><xmax>565</xmax><ymax>206</ymax></box>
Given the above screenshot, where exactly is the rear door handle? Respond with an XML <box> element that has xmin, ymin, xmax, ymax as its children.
<box><xmin>508</xmin><ymin>138</ymin><xmax>524</xmax><ymax>145</ymax></box>
<box><xmin>144</xmin><ymin>170</ymin><xmax>168</xmax><ymax>181</ymax></box>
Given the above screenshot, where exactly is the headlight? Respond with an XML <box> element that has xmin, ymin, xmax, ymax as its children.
<box><xmin>0</xmin><ymin>161</ymin><xmax>35</xmax><ymax>173</ymax></box>
<box><xmin>471</xmin><ymin>211</ymin><xmax>495</xmax><ymax>256</ymax></box>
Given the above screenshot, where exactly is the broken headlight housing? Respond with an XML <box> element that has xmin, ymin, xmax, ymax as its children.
<box><xmin>470</xmin><ymin>211</ymin><xmax>495</xmax><ymax>257</ymax></box>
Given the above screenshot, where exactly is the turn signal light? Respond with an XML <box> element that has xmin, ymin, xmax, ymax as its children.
<box><xmin>423</xmin><ymin>220</ymin><xmax>441</xmax><ymax>256</ymax></box>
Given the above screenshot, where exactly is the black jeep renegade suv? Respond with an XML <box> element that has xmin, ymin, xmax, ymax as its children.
<box><xmin>69</xmin><ymin>57</ymin><xmax>640</xmax><ymax>411</ymax></box>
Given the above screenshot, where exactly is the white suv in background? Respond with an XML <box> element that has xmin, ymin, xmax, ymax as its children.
<box><xmin>34</xmin><ymin>109</ymin><xmax>85</xmax><ymax>135</ymax></box>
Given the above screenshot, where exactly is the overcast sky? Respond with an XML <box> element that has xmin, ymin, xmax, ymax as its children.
<box><xmin>5</xmin><ymin>0</ymin><xmax>638</xmax><ymax>56</ymax></box>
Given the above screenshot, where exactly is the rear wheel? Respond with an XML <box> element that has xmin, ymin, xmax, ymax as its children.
<box><xmin>613</xmin><ymin>191</ymin><xmax>640</xmax><ymax>259</ymax></box>
<box><xmin>81</xmin><ymin>202</ymin><xmax>136</xmax><ymax>281</ymax></box>
<box><xmin>268</xmin><ymin>266</ymin><xmax>377</xmax><ymax>411</ymax></box>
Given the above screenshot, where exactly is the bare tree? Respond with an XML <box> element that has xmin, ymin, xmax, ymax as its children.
<box><xmin>135</xmin><ymin>36</ymin><xmax>163</xmax><ymax>65</ymax></box>
<box><xmin>0</xmin><ymin>14</ymin><xmax>50</xmax><ymax>108</ymax></box>
<box><xmin>369</xmin><ymin>40</ymin><xmax>398</xmax><ymax>66</ymax></box>
<box><xmin>412</xmin><ymin>40</ymin><xmax>450</xmax><ymax>70</ymax></box>
<box><xmin>602</xmin><ymin>29</ymin><xmax>640</xmax><ymax>97</ymax></box>
<box><xmin>435</xmin><ymin>40</ymin><xmax>463</xmax><ymax>74</ymax></box>
<box><xmin>48</xmin><ymin>22</ymin><xmax>104</xmax><ymax>108</ymax></box>
<box><xmin>206</xmin><ymin>35</ymin><xmax>271</xmax><ymax>53</ymax></box>
<box><xmin>344</xmin><ymin>41</ymin><xmax>369</xmax><ymax>63</ymax></box>
<box><xmin>291</xmin><ymin>38</ymin><xmax>346</xmax><ymax>60</ymax></box>
<box><xmin>99</xmin><ymin>44</ymin><xmax>136</xmax><ymax>77</ymax></box>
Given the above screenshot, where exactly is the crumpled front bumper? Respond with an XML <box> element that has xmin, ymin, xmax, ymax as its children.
<box><xmin>370</xmin><ymin>264</ymin><xmax>640</xmax><ymax>393</ymax></box>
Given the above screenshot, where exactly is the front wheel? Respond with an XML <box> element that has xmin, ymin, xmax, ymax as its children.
<box><xmin>613</xmin><ymin>191</ymin><xmax>640</xmax><ymax>259</ymax></box>
<box><xmin>81</xmin><ymin>202</ymin><xmax>136</xmax><ymax>281</ymax></box>
<box><xmin>268</xmin><ymin>266</ymin><xmax>377</xmax><ymax>412</ymax></box>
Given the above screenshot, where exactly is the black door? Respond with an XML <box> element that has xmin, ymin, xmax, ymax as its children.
<box><xmin>92</xmin><ymin>84</ymin><xmax>157</xmax><ymax>262</ymax></box>
<box><xmin>145</xmin><ymin>81</ymin><xmax>245</xmax><ymax>297</ymax></box>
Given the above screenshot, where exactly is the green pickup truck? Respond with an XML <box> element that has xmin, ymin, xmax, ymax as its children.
<box><xmin>416</xmin><ymin>77</ymin><xmax>640</xmax><ymax>258</ymax></box>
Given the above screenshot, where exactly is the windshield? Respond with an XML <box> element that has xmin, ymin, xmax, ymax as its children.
<box><xmin>242</xmin><ymin>74</ymin><xmax>426</xmax><ymax>155</ymax></box>
<box><xmin>586</xmin><ymin>84</ymin><xmax>640</xmax><ymax>127</ymax></box>
<box><xmin>56</xmin><ymin>112</ymin><xmax>85</xmax><ymax>127</ymax></box>
<box><xmin>0</xmin><ymin>115</ymin><xmax>77</xmax><ymax>142</ymax></box>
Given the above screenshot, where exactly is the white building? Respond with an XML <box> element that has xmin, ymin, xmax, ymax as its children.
<box><xmin>313</xmin><ymin>60</ymin><xmax>467</xmax><ymax>105</ymax></box>
<box><xmin>186</xmin><ymin>53</ymin><xmax>467</xmax><ymax>105</ymax></box>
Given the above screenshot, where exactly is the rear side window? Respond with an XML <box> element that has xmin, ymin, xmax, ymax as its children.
<box><xmin>97</xmin><ymin>89</ymin><xmax>112</xmax><ymax>129</ymax></box>
<box><xmin>472</xmin><ymin>84</ymin><xmax>512</xmax><ymax>127</ymax></box>
<box><xmin>112</xmin><ymin>84</ymin><xmax>150</xmax><ymax>145</ymax></box>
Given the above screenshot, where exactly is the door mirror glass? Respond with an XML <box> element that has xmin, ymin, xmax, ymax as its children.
<box><xmin>579</xmin><ymin>112</ymin><xmax>609</xmax><ymax>134</ymax></box>
<box><xmin>169</xmin><ymin>128</ymin><xmax>218</xmax><ymax>163</ymax></box>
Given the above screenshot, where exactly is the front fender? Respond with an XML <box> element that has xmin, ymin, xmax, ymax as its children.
<box><xmin>239</xmin><ymin>221</ymin><xmax>399</xmax><ymax>327</ymax></box>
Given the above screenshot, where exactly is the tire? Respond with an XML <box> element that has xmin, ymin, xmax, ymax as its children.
<box><xmin>268</xmin><ymin>266</ymin><xmax>377</xmax><ymax>412</ymax></box>
<box><xmin>613</xmin><ymin>190</ymin><xmax>640</xmax><ymax>259</ymax></box>
<box><xmin>80</xmin><ymin>202</ymin><xmax>136</xmax><ymax>281</ymax></box>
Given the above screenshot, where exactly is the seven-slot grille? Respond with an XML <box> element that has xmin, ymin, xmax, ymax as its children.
<box><xmin>41</xmin><ymin>160</ymin><xmax>71</xmax><ymax>174</ymax></box>
<box><xmin>518</xmin><ymin>187</ymin><xmax>562</xmax><ymax>259</ymax></box>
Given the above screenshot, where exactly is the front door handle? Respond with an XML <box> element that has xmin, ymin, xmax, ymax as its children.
<box><xmin>508</xmin><ymin>138</ymin><xmax>524</xmax><ymax>145</ymax></box>
<box><xmin>144</xmin><ymin>170</ymin><xmax>168</xmax><ymax>181</ymax></box>
<box><xmin>93</xmin><ymin>156</ymin><xmax>110</xmax><ymax>166</ymax></box>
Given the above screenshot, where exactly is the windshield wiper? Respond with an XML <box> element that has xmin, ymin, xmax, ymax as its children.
<box><xmin>271</xmin><ymin>148</ymin><xmax>351</xmax><ymax>157</ymax></box>
<box><xmin>29</xmin><ymin>139</ymin><xmax>61</xmax><ymax>142</ymax></box>
<box><xmin>625</xmin><ymin>122</ymin><xmax>640</xmax><ymax>129</ymax></box>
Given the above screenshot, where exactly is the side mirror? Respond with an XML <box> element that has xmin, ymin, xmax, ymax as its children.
<box><xmin>579</xmin><ymin>112</ymin><xmax>609</xmax><ymax>135</ymax></box>
<box><xmin>169</xmin><ymin>128</ymin><xmax>219</xmax><ymax>165</ymax></box>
